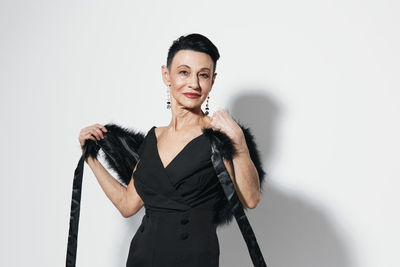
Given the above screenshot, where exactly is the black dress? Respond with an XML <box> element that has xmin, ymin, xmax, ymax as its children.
<box><xmin>126</xmin><ymin>126</ymin><xmax>225</xmax><ymax>267</ymax></box>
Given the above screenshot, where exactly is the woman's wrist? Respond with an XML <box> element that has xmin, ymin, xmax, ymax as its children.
<box><xmin>85</xmin><ymin>155</ymin><xmax>98</xmax><ymax>165</ymax></box>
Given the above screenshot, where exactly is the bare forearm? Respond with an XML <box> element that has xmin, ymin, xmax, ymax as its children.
<box><xmin>231</xmin><ymin>137</ymin><xmax>261</xmax><ymax>208</ymax></box>
<box><xmin>85</xmin><ymin>156</ymin><xmax>127</xmax><ymax>215</ymax></box>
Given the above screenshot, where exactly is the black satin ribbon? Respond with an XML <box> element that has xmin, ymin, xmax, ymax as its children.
<box><xmin>209</xmin><ymin>135</ymin><xmax>268</xmax><ymax>267</ymax></box>
<box><xmin>66</xmin><ymin>149</ymin><xmax>87</xmax><ymax>267</ymax></box>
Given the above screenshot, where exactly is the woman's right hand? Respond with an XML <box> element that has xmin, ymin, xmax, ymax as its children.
<box><xmin>78</xmin><ymin>123</ymin><xmax>108</xmax><ymax>151</ymax></box>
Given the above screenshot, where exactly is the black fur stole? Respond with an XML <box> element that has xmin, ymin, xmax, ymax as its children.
<box><xmin>83</xmin><ymin>121</ymin><xmax>266</xmax><ymax>225</ymax></box>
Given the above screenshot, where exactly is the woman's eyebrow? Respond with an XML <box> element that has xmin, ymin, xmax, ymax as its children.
<box><xmin>177</xmin><ymin>65</ymin><xmax>211</xmax><ymax>71</ymax></box>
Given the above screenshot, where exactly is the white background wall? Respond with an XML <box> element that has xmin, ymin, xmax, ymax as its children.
<box><xmin>1</xmin><ymin>1</ymin><xmax>399</xmax><ymax>266</ymax></box>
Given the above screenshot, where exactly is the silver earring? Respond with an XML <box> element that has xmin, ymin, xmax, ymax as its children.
<box><xmin>166</xmin><ymin>85</ymin><xmax>171</xmax><ymax>109</ymax></box>
<box><xmin>205</xmin><ymin>95</ymin><xmax>210</xmax><ymax>115</ymax></box>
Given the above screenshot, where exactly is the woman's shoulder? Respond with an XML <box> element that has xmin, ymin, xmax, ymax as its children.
<box><xmin>152</xmin><ymin>125</ymin><xmax>165</xmax><ymax>139</ymax></box>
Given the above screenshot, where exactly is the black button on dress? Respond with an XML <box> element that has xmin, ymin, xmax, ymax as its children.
<box><xmin>126</xmin><ymin>126</ymin><xmax>225</xmax><ymax>267</ymax></box>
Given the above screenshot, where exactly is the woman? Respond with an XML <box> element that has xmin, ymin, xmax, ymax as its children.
<box><xmin>78</xmin><ymin>33</ymin><xmax>261</xmax><ymax>267</ymax></box>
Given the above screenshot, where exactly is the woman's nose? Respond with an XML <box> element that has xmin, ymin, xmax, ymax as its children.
<box><xmin>189</xmin><ymin>74</ymin><xmax>200</xmax><ymax>88</ymax></box>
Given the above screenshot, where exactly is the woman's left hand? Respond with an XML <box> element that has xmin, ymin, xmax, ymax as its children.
<box><xmin>209</xmin><ymin>109</ymin><xmax>247</xmax><ymax>152</ymax></box>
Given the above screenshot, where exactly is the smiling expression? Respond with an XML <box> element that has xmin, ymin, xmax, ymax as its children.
<box><xmin>162</xmin><ymin>50</ymin><xmax>217</xmax><ymax>112</ymax></box>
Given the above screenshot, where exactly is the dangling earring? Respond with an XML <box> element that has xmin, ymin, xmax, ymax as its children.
<box><xmin>166</xmin><ymin>84</ymin><xmax>171</xmax><ymax>110</ymax></box>
<box><xmin>205</xmin><ymin>95</ymin><xmax>210</xmax><ymax>115</ymax></box>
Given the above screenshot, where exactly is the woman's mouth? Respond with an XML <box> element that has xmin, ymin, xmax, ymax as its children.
<box><xmin>183</xmin><ymin>92</ymin><xmax>201</xmax><ymax>99</ymax></box>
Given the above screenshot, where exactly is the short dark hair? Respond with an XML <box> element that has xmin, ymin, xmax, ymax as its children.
<box><xmin>166</xmin><ymin>33</ymin><xmax>220</xmax><ymax>73</ymax></box>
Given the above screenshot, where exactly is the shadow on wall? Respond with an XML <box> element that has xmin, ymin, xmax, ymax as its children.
<box><xmin>218</xmin><ymin>90</ymin><xmax>352</xmax><ymax>267</ymax></box>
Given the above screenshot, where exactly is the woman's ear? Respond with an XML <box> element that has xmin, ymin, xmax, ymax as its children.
<box><xmin>161</xmin><ymin>65</ymin><xmax>171</xmax><ymax>86</ymax></box>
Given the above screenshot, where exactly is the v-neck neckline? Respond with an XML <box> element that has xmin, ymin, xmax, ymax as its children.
<box><xmin>152</xmin><ymin>126</ymin><xmax>206</xmax><ymax>170</ymax></box>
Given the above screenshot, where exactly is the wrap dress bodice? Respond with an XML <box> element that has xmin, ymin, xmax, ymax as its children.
<box><xmin>126</xmin><ymin>126</ymin><xmax>225</xmax><ymax>267</ymax></box>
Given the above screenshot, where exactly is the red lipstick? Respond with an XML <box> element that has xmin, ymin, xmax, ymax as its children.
<box><xmin>183</xmin><ymin>92</ymin><xmax>201</xmax><ymax>99</ymax></box>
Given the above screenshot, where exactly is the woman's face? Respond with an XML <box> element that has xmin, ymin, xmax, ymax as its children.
<box><xmin>161</xmin><ymin>49</ymin><xmax>217</xmax><ymax>113</ymax></box>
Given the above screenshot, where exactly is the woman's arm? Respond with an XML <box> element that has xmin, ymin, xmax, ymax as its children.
<box><xmin>85</xmin><ymin>156</ymin><xmax>143</xmax><ymax>217</ymax></box>
<box><xmin>123</xmin><ymin>160</ymin><xmax>144</xmax><ymax>217</ymax></box>
<box><xmin>209</xmin><ymin>109</ymin><xmax>261</xmax><ymax>209</ymax></box>
<box><xmin>223</xmin><ymin>135</ymin><xmax>261</xmax><ymax>209</ymax></box>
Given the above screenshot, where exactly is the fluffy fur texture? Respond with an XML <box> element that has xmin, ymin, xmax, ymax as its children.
<box><xmin>83</xmin><ymin>121</ymin><xmax>266</xmax><ymax>226</ymax></box>
<box><xmin>84</xmin><ymin>124</ymin><xmax>145</xmax><ymax>186</ymax></box>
